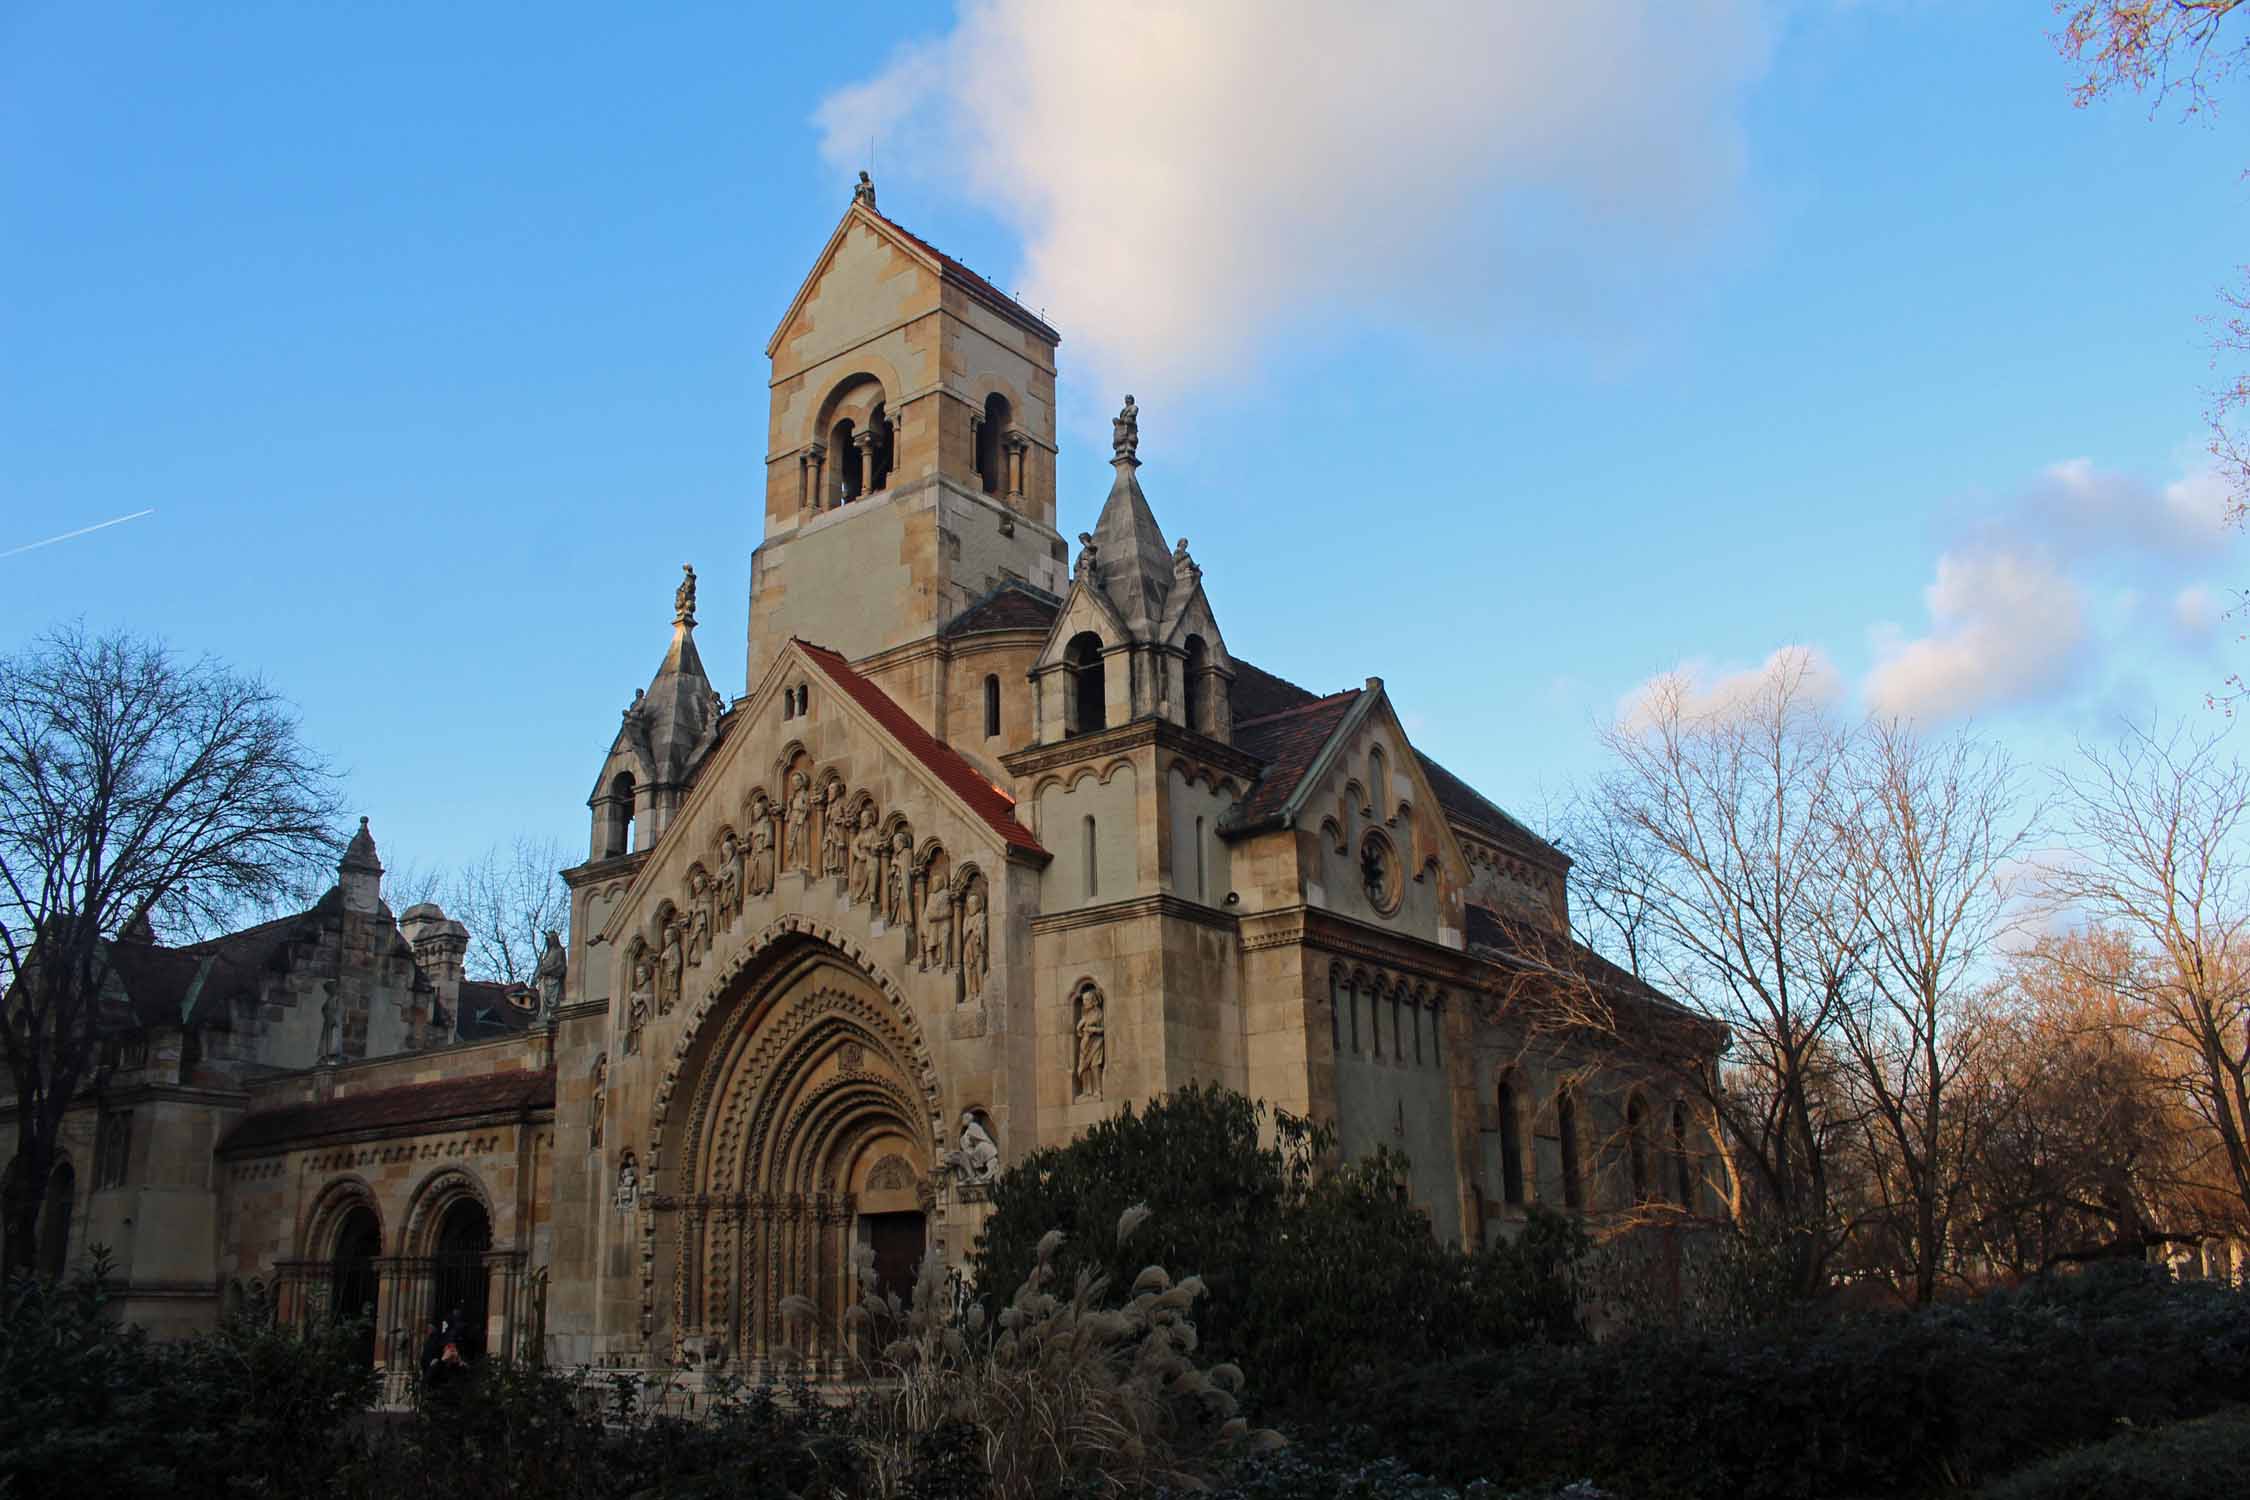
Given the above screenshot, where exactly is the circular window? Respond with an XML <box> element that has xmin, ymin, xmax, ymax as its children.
<box><xmin>1359</xmin><ymin>831</ymin><xmax>1403</xmax><ymax>915</ymax></box>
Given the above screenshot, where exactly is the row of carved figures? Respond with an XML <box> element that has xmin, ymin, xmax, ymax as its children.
<box><xmin>618</xmin><ymin>771</ymin><xmax>993</xmax><ymax>1055</ymax></box>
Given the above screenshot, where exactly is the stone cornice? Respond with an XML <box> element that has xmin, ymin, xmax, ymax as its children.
<box><xmin>1240</xmin><ymin>904</ymin><xmax>1498</xmax><ymax>990</ymax></box>
<box><xmin>1028</xmin><ymin>892</ymin><xmax>1239</xmax><ymax>937</ymax></box>
<box><xmin>1001</xmin><ymin>716</ymin><xmax>1266</xmax><ymax>783</ymax></box>
<box><xmin>564</xmin><ymin>849</ymin><xmax>649</xmax><ymax>890</ymax></box>
<box><xmin>216</xmin><ymin>1104</ymin><xmax>554</xmax><ymax>1160</ymax></box>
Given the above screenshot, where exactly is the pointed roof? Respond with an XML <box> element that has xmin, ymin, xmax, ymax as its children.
<box><xmin>1088</xmin><ymin>457</ymin><xmax>1175</xmax><ymax>637</ymax></box>
<box><xmin>339</xmin><ymin>816</ymin><xmax>382</xmax><ymax>875</ymax></box>
<box><xmin>602</xmin><ymin>573</ymin><xmax>724</xmax><ymax>795</ymax></box>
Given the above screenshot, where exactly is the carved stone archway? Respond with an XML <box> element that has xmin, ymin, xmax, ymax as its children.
<box><xmin>646</xmin><ymin>925</ymin><xmax>939</xmax><ymax>1370</ymax></box>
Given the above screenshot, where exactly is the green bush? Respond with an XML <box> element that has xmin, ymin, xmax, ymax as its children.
<box><xmin>1338</xmin><ymin>1263</ymin><xmax>2250</xmax><ymax>1500</ymax></box>
<box><xmin>1978</xmin><ymin>1406</ymin><xmax>2250</xmax><ymax>1499</ymax></box>
<box><xmin>970</xmin><ymin>1085</ymin><xmax>1588</xmax><ymax>1410</ymax></box>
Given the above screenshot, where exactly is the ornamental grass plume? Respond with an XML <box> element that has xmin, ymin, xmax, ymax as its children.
<box><xmin>787</xmin><ymin>1201</ymin><xmax>1282</xmax><ymax>1499</ymax></box>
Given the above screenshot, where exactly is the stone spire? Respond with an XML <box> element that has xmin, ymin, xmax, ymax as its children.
<box><xmin>638</xmin><ymin>566</ymin><xmax>722</xmax><ymax>789</ymax></box>
<box><xmin>1086</xmin><ymin>396</ymin><xmax>1174</xmax><ymax>638</ymax></box>
<box><xmin>338</xmin><ymin>816</ymin><xmax>383</xmax><ymax>915</ymax></box>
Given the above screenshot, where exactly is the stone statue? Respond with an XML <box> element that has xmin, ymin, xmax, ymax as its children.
<box><xmin>960</xmin><ymin>889</ymin><xmax>988</xmax><ymax>999</ymax></box>
<box><xmin>689</xmin><ymin>886</ymin><xmax>712</xmax><ymax>968</ymax></box>
<box><xmin>922</xmin><ymin>880</ymin><xmax>954</xmax><ymax>972</ymax></box>
<box><xmin>853</xmin><ymin>169</ymin><xmax>877</xmax><ymax>209</ymax></box>
<box><xmin>1074</xmin><ymin>983</ymin><xmax>1107</xmax><ymax>1101</ymax></box>
<box><xmin>616</xmin><ymin>1154</ymin><xmax>639</xmax><ymax>1212</ymax></box>
<box><xmin>1173</xmin><ymin>536</ymin><xmax>1199</xmax><ymax>580</ymax></box>
<box><xmin>625</xmin><ymin>955</ymin><xmax>653</xmax><ymax>1055</ymax></box>
<box><xmin>786</xmin><ymin>773</ymin><xmax>813</xmax><ymax>873</ymax></box>
<box><xmin>1112</xmin><ymin>394</ymin><xmax>1138</xmax><ymax>461</ymax></box>
<box><xmin>675</xmin><ymin>563</ymin><xmax>697</xmax><ymax>626</ymax></box>
<box><xmin>534</xmin><ymin>929</ymin><xmax>567</xmax><ymax>1019</ymax></box>
<box><xmin>1074</xmin><ymin>531</ymin><xmax>1098</xmax><ymax>585</ymax></box>
<box><xmin>718</xmin><ymin>832</ymin><xmax>742</xmax><ymax>922</ymax></box>
<box><xmin>317</xmin><ymin>979</ymin><xmax>340</xmax><ymax>1061</ymax></box>
<box><xmin>657</xmin><ymin>916</ymin><xmax>684</xmax><ymax>1016</ymax></box>
<box><xmin>951</xmin><ymin>1111</ymin><xmax>1000</xmax><ymax>1184</ymax></box>
<box><xmin>885</xmin><ymin>831</ymin><xmax>913</xmax><ymax>927</ymax></box>
<box><xmin>748</xmin><ymin>804</ymin><xmax>776</xmax><ymax>897</ymax></box>
<box><xmin>822</xmin><ymin>784</ymin><xmax>850</xmax><ymax>879</ymax></box>
<box><xmin>849</xmin><ymin>807</ymin><xmax>881</xmax><ymax>906</ymax></box>
<box><xmin>590</xmin><ymin>1054</ymin><xmax>607</xmax><ymax>1149</ymax></box>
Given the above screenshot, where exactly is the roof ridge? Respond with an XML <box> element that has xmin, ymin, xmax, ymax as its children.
<box><xmin>1232</xmin><ymin>688</ymin><xmax>1361</xmax><ymax>727</ymax></box>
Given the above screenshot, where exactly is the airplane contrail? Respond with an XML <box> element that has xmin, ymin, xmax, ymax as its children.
<box><xmin>0</xmin><ymin>509</ymin><xmax>156</xmax><ymax>560</ymax></box>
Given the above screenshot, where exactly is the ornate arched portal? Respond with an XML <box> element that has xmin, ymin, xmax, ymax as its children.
<box><xmin>655</xmin><ymin>933</ymin><xmax>939</xmax><ymax>1370</ymax></box>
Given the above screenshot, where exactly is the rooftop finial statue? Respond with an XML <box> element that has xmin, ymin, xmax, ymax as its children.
<box><xmin>675</xmin><ymin>563</ymin><xmax>697</xmax><ymax>626</ymax></box>
<box><xmin>853</xmin><ymin>170</ymin><xmax>877</xmax><ymax>209</ymax></box>
<box><xmin>1112</xmin><ymin>394</ymin><xmax>1138</xmax><ymax>462</ymax></box>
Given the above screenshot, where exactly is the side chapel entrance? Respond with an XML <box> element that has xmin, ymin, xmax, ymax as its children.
<box><xmin>664</xmin><ymin>937</ymin><xmax>937</xmax><ymax>1373</ymax></box>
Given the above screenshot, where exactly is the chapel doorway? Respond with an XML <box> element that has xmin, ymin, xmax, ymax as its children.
<box><xmin>329</xmin><ymin>1205</ymin><xmax>381</xmax><ymax>1366</ymax></box>
<box><xmin>864</xmin><ymin>1211</ymin><xmax>927</xmax><ymax>1307</ymax></box>
<box><xmin>432</xmin><ymin>1198</ymin><xmax>491</xmax><ymax>1360</ymax></box>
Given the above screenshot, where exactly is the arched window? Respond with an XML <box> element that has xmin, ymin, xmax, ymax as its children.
<box><xmin>1391</xmin><ymin>993</ymin><xmax>1404</xmax><ymax>1062</ymax></box>
<box><xmin>36</xmin><ymin>1161</ymin><xmax>74</xmax><ymax>1277</ymax></box>
<box><xmin>1411</xmin><ymin>999</ymin><xmax>1422</xmax><ymax>1064</ymax></box>
<box><xmin>831</xmin><ymin>418</ymin><xmax>862</xmax><ymax>504</ymax></box>
<box><xmin>1182</xmin><ymin>635</ymin><xmax>1208</xmax><ymax>733</ymax></box>
<box><xmin>1627</xmin><ymin>1096</ymin><xmax>1652</xmax><ymax>1204</ymax></box>
<box><xmin>1558</xmin><ymin>1087</ymin><xmax>1583</xmax><ymax>1210</ymax></box>
<box><xmin>983</xmin><ymin>674</ymin><xmax>1001</xmax><ymax>739</ymax></box>
<box><xmin>1369</xmin><ymin>981</ymin><xmax>1383</xmax><ymax>1059</ymax></box>
<box><xmin>979</xmin><ymin>394</ymin><xmax>1012</xmax><ymax>495</ymax></box>
<box><xmin>867</xmin><ymin>402</ymin><xmax>893</xmax><ymax>493</ymax></box>
<box><xmin>1672</xmin><ymin>1100</ymin><xmax>1694</xmax><ymax>1208</ymax></box>
<box><xmin>1083</xmin><ymin>815</ymin><xmax>1099</xmax><ymax>900</ymax></box>
<box><xmin>1430</xmin><ymin>998</ymin><xmax>1443</xmax><ymax>1066</ymax></box>
<box><xmin>1348</xmin><ymin>979</ymin><xmax>1361</xmax><ymax>1054</ymax></box>
<box><xmin>1497</xmin><ymin>1078</ymin><xmax>1525</xmax><ymax>1205</ymax></box>
<box><xmin>1065</xmin><ymin>633</ymin><xmax>1106</xmax><ymax>735</ymax></box>
<box><xmin>605</xmin><ymin>772</ymin><xmax>637</xmax><ymax>858</ymax></box>
<box><xmin>433</xmin><ymin>1197</ymin><xmax>492</xmax><ymax>1362</ymax></box>
<box><xmin>330</xmin><ymin>1204</ymin><xmax>381</xmax><ymax>1364</ymax></box>
<box><xmin>1193</xmin><ymin>815</ymin><xmax>1207</xmax><ymax>900</ymax></box>
<box><xmin>1368</xmin><ymin>747</ymin><xmax>1387</xmax><ymax>820</ymax></box>
<box><xmin>1329</xmin><ymin>971</ymin><xmax>1343</xmax><ymax>1053</ymax></box>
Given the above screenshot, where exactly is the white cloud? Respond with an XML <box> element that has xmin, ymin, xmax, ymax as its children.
<box><xmin>1862</xmin><ymin>550</ymin><xmax>2086</xmax><ymax>722</ymax></box>
<box><xmin>816</xmin><ymin>0</ymin><xmax>1774</xmax><ymax>390</ymax></box>
<box><xmin>1616</xmin><ymin>644</ymin><xmax>1841</xmax><ymax>731</ymax></box>
<box><xmin>2025</xmin><ymin>455</ymin><xmax>2232</xmax><ymax>562</ymax></box>
<box><xmin>2173</xmin><ymin>583</ymin><xmax>2221</xmax><ymax>642</ymax></box>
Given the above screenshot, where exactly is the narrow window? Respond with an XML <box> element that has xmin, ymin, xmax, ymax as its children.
<box><xmin>983</xmin><ymin>675</ymin><xmax>1001</xmax><ymax>739</ymax></box>
<box><xmin>1672</xmin><ymin>1101</ymin><xmax>1694</xmax><ymax>1207</ymax></box>
<box><xmin>1368</xmin><ymin>747</ymin><xmax>1387</xmax><ymax>820</ymax></box>
<box><xmin>1391</xmin><ymin>995</ymin><xmax>1403</xmax><ymax>1062</ymax></box>
<box><xmin>1628</xmin><ymin>1096</ymin><xmax>1651</xmax><ymax>1204</ymax></box>
<box><xmin>1182</xmin><ymin>635</ymin><xmax>1208</xmax><ymax>732</ymax></box>
<box><xmin>1329</xmin><ymin>973</ymin><xmax>1342</xmax><ymax>1054</ymax></box>
<box><xmin>1431</xmin><ymin>1000</ymin><xmax>1443</xmax><ymax>1067</ymax></box>
<box><xmin>1558</xmin><ymin>1089</ymin><xmax>1583</xmax><ymax>1210</ymax></box>
<box><xmin>1083</xmin><ymin>815</ymin><xmax>1098</xmax><ymax>900</ymax></box>
<box><xmin>606</xmin><ymin>772</ymin><xmax>636</xmax><ymax>858</ymax></box>
<box><xmin>979</xmin><ymin>394</ymin><xmax>1012</xmax><ymax>495</ymax></box>
<box><xmin>1066</xmin><ymin>634</ymin><xmax>1106</xmax><ymax>734</ymax></box>
<box><xmin>1370</xmin><ymin>984</ymin><xmax>1382</xmax><ymax>1059</ymax></box>
<box><xmin>1498</xmin><ymin>1079</ymin><xmax>1525</xmax><ymax>1205</ymax></box>
<box><xmin>96</xmin><ymin>1111</ymin><xmax>131</xmax><ymax>1189</ymax></box>
<box><xmin>1411</xmin><ymin>1000</ymin><xmax>1422</xmax><ymax>1064</ymax></box>
<box><xmin>1349</xmin><ymin>982</ymin><xmax>1361</xmax><ymax>1054</ymax></box>
<box><xmin>1194</xmin><ymin>816</ymin><xmax>1206</xmax><ymax>900</ymax></box>
<box><xmin>831</xmin><ymin>419</ymin><xmax>862</xmax><ymax>503</ymax></box>
<box><xmin>867</xmin><ymin>402</ymin><xmax>892</xmax><ymax>493</ymax></box>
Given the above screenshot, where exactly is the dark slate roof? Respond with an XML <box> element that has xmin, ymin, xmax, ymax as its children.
<box><xmin>1415</xmin><ymin>752</ymin><xmax>1565</xmax><ymax>866</ymax></box>
<box><xmin>455</xmin><ymin>980</ymin><xmax>536</xmax><ymax>1041</ymax></box>
<box><xmin>104</xmin><ymin>940</ymin><xmax>259</xmax><ymax>1030</ymax></box>
<box><xmin>1227</xmin><ymin>659</ymin><xmax>1323</xmax><ymax>723</ymax></box>
<box><xmin>940</xmin><ymin>581</ymin><xmax>1062</xmax><ymax>638</ymax></box>
<box><xmin>220</xmin><ymin>1068</ymin><xmax>556</xmax><ymax>1155</ymax></box>
<box><xmin>796</xmin><ymin>641</ymin><xmax>1046</xmax><ymax>857</ymax></box>
<box><xmin>1463</xmin><ymin>905</ymin><xmax>1711</xmax><ymax>1035</ymax></box>
<box><xmin>1229</xmin><ymin>690</ymin><xmax>1364</xmax><ymax>830</ymax></box>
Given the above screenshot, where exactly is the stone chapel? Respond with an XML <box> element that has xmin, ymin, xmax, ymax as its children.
<box><xmin>13</xmin><ymin>182</ymin><xmax>1709</xmax><ymax>1376</ymax></box>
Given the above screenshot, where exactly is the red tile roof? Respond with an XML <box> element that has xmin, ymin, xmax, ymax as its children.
<box><xmin>875</xmin><ymin>212</ymin><xmax>1060</xmax><ymax>344</ymax></box>
<box><xmin>1229</xmin><ymin>690</ymin><xmax>1364</xmax><ymax>829</ymax></box>
<box><xmin>795</xmin><ymin>641</ymin><xmax>1046</xmax><ymax>858</ymax></box>
<box><xmin>1227</xmin><ymin>659</ymin><xmax>1326</xmax><ymax>723</ymax></box>
<box><xmin>220</xmin><ymin>1067</ymin><xmax>556</xmax><ymax>1155</ymax></box>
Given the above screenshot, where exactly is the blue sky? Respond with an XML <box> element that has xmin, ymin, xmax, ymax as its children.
<box><xmin>2</xmin><ymin>2</ymin><xmax>2242</xmax><ymax>887</ymax></box>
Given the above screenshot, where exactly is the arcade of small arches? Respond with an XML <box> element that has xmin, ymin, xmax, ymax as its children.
<box><xmin>1328</xmin><ymin>963</ymin><xmax>1449</xmax><ymax>1070</ymax></box>
<box><xmin>795</xmin><ymin>374</ymin><xmax>1032</xmax><ymax>514</ymax></box>
<box><xmin>1489</xmin><ymin>1070</ymin><xmax>1700</xmax><ymax>1216</ymax></box>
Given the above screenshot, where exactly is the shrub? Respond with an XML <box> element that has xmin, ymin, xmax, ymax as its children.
<box><xmin>1978</xmin><ymin>1406</ymin><xmax>2250</xmax><ymax>1499</ymax></box>
<box><xmin>817</xmin><ymin>1201</ymin><xmax>1284</xmax><ymax>1499</ymax></box>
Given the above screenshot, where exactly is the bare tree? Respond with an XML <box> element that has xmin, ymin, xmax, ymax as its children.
<box><xmin>1824</xmin><ymin>722</ymin><xmax>2041</xmax><ymax>1303</ymax></box>
<box><xmin>1559</xmin><ymin>654</ymin><xmax>1867</xmax><ymax>1295</ymax></box>
<box><xmin>2044</xmin><ymin>723</ymin><xmax>2250</xmax><ymax>1227</ymax></box>
<box><xmin>416</xmin><ymin>835</ymin><xmax>570</xmax><ymax>986</ymax></box>
<box><xmin>0</xmin><ymin>626</ymin><xmax>341</xmax><ymax>1272</ymax></box>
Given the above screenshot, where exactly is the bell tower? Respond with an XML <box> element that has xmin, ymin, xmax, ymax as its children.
<box><xmin>747</xmin><ymin>176</ymin><xmax>1069</xmax><ymax>684</ymax></box>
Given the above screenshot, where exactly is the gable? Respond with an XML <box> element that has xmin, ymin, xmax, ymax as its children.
<box><xmin>767</xmin><ymin>209</ymin><xmax>940</xmax><ymax>370</ymax></box>
<box><xmin>1032</xmin><ymin>575</ymin><xmax>1132</xmax><ymax>669</ymax></box>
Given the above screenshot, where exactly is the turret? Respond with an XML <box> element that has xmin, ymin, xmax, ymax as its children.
<box><xmin>338</xmin><ymin>817</ymin><xmax>384</xmax><ymax>915</ymax></box>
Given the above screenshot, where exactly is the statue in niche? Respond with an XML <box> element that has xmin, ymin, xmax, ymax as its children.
<box><xmin>1112</xmin><ymin>394</ymin><xmax>1138</xmax><ymax>461</ymax></box>
<box><xmin>949</xmin><ymin>1111</ymin><xmax>1000</xmax><ymax>1184</ymax></box>
<box><xmin>717</xmin><ymin>832</ymin><xmax>742</xmax><ymax>923</ymax></box>
<box><xmin>1074</xmin><ymin>983</ymin><xmax>1107</xmax><ymax>1102</ymax></box>
<box><xmin>885</xmin><ymin>831</ymin><xmax>913</xmax><ymax>927</ymax></box>
<box><xmin>534</xmin><ymin>930</ymin><xmax>567</xmax><ymax>1019</ymax></box>
<box><xmin>849</xmin><ymin>807</ymin><xmax>882</xmax><ymax>906</ymax></box>
<box><xmin>786</xmin><ymin>773</ymin><xmax>813</xmax><ymax>872</ymax></box>
<box><xmin>675</xmin><ymin>563</ymin><xmax>697</xmax><ymax>626</ymax></box>
<box><xmin>590</xmin><ymin>1055</ymin><xmax>607</xmax><ymax>1149</ymax></box>
<box><xmin>625</xmin><ymin>954</ymin><xmax>652</xmax><ymax>1054</ymax></box>
<box><xmin>960</xmin><ymin>888</ymin><xmax>988</xmax><ymax>999</ymax></box>
<box><xmin>317</xmin><ymin>979</ymin><xmax>340</xmax><ymax>1061</ymax></box>
<box><xmin>616</xmin><ymin>1153</ymin><xmax>639</xmax><ymax>1212</ymax></box>
<box><xmin>686</xmin><ymin>870</ymin><xmax>711</xmax><ymax>964</ymax></box>
<box><xmin>822</xmin><ymin>783</ymin><xmax>850</xmax><ymax>879</ymax></box>
<box><xmin>657</xmin><ymin>916</ymin><xmax>685</xmax><ymax>1016</ymax></box>
<box><xmin>747</xmin><ymin>804</ymin><xmax>776</xmax><ymax>897</ymax></box>
<box><xmin>921</xmin><ymin>878</ymin><xmax>954</xmax><ymax>972</ymax></box>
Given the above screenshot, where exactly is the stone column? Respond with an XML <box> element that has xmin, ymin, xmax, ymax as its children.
<box><xmin>805</xmin><ymin>443</ymin><xmax>826</xmax><ymax>514</ymax></box>
<box><xmin>969</xmin><ymin>410</ymin><xmax>985</xmax><ymax>484</ymax></box>
<box><xmin>1004</xmin><ymin>430</ymin><xmax>1028</xmax><ymax>501</ymax></box>
<box><xmin>854</xmin><ymin>429</ymin><xmax>880</xmax><ymax>496</ymax></box>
